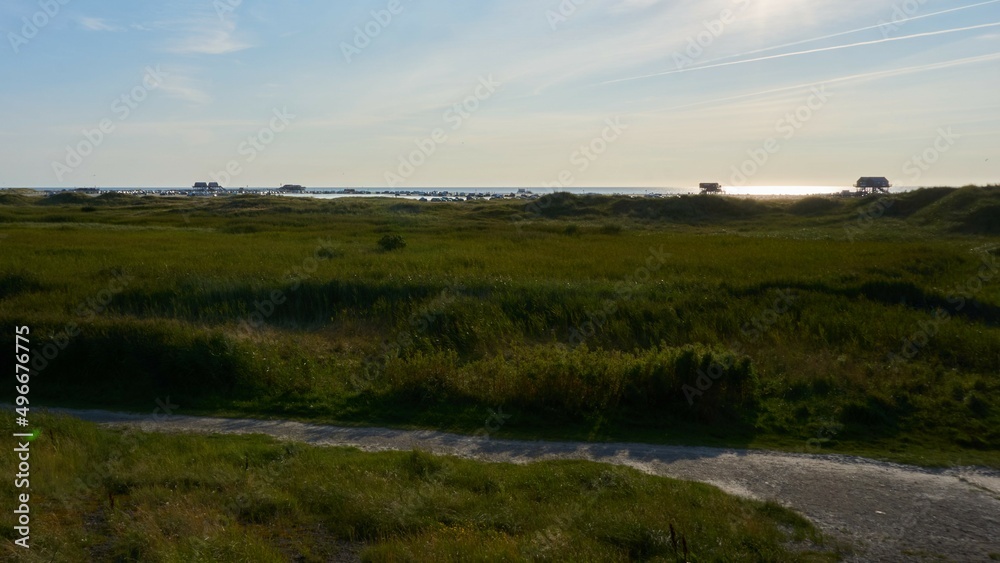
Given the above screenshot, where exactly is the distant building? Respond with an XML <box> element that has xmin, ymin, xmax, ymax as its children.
<box><xmin>192</xmin><ymin>182</ymin><xmax>223</xmax><ymax>191</ymax></box>
<box><xmin>699</xmin><ymin>182</ymin><xmax>724</xmax><ymax>195</ymax></box>
<box><xmin>852</xmin><ymin>177</ymin><xmax>892</xmax><ymax>196</ymax></box>
<box><xmin>280</xmin><ymin>184</ymin><xmax>306</xmax><ymax>193</ymax></box>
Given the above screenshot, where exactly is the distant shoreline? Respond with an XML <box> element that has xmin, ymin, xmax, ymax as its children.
<box><xmin>0</xmin><ymin>185</ymin><xmax>932</xmax><ymax>200</ymax></box>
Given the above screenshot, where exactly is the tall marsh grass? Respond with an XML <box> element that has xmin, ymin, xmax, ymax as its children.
<box><xmin>1</xmin><ymin>188</ymin><xmax>998</xmax><ymax>464</ymax></box>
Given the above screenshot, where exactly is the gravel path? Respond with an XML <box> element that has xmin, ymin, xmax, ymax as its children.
<box><xmin>46</xmin><ymin>407</ymin><xmax>1000</xmax><ymax>562</ymax></box>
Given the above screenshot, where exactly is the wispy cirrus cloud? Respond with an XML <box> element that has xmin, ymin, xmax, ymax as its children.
<box><xmin>608</xmin><ymin>0</ymin><xmax>664</xmax><ymax>14</ymax></box>
<box><xmin>79</xmin><ymin>16</ymin><xmax>121</xmax><ymax>32</ymax></box>
<box><xmin>159</xmin><ymin>80</ymin><xmax>213</xmax><ymax>105</ymax></box>
<box><xmin>166</xmin><ymin>18</ymin><xmax>251</xmax><ymax>55</ymax></box>
<box><xmin>157</xmin><ymin>68</ymin><xmax>214</xmax><ymax>105</ymax></box>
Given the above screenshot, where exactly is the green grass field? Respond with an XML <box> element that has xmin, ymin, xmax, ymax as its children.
<box><xmin>2</xmin><ymin>187</ymin><xmax>999</xmax><ymax>467</ymax></box>
<box><xmin>0</xmin><ymin>413</ymin><xmax>835</xmax><ymax>562</ymax></box>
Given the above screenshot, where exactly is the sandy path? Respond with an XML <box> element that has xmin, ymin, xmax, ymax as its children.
<box><xmin>45</xmin><ymin>407</ymin><xmax>1000</xmax><ymax>562</ymax></box>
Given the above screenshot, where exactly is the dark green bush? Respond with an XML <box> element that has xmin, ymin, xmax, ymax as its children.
<box><xmin>378</xmin><ymin>234</ymin><xmax>406</xmax><ymax>251</ymax></box>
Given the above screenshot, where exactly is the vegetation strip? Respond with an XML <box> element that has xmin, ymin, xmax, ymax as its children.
<box><xmin>1</xmin><ymin>413</ymin><xmax>834</xmax><ymax>561</ymax></box>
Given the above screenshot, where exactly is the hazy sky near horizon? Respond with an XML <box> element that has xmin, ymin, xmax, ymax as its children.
<box><xmin>1</xmin><ymin>0</ymin><xmax>998</xmax><ymax>189</ymax></box>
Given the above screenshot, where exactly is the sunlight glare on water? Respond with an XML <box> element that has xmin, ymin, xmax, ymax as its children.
<box><xmin>722</xmin><ymin>185</ymin><xmax>845</xmax><ymax>196</ymax></box>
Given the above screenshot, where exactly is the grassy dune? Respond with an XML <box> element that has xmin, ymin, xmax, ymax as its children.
<box><xmin>0</xmin><ymin>414</ymin><xmax>833</xmax><ymax>562</ymax></box>
<box><xmin>1</xmin><ymin>187</ymin><xmax>999</xmax><ymax>466</ymax></box>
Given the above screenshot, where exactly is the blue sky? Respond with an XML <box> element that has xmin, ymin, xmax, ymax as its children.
<box><xmin>1</xmin><ymin>0</ymin><xmax>998</xmax><ymax>189</ymax></box>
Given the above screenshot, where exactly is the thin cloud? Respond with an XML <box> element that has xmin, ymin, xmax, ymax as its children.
<box><xmin>159</xmin><ymin>82</ymin><xmax>213</xmax><ymax>105</ymax></box>
<box><xmin>609</xmin><ymin>0</ymin><xmax>662</xmax><ymax>14</ymax></box>
<box><xmin>79</xmin><ymin>16</ymin><xmax>121</xmax><ymax>32</ymax></box>
<box><xmin>158</xmin><ymin>71</ymin><xmax>214</xmax><ymax>105</ymax></box>
<box><xmin>166</xmin><ymin>18</ymin><xmax>251</xmax><ymax>55</ymax></box>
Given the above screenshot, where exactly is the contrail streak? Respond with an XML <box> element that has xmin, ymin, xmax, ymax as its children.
<box><xmin>601</xmin><ymin>22</ymin><xmax>1000</xmax><ymax>85</ymax></box>
<box><xmin>697</xmin><ymin>0</ymin><xmax>1000</xmax><ymax>66</ymax></box>
<box><xmin>637</xmin><ymin>52</ymin><xmax>1000</xmax><ymax>115</ymax></box>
